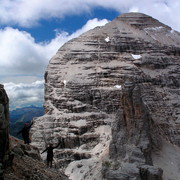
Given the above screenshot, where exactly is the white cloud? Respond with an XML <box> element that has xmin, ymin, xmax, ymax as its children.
<box><xmin>0</xmin><ymin>0</ymin><xmax>91</xmax><ymax>27</ymax></box>
<box><xmin>61</xmin><ymin>18</ymin><xmax>109</xmax><ymax>40</ymax></box>
<box><xmin>1</xmin><ymin>0</ymin><xmax>180</xmax><ymax>109</ymax></box>
<box><xmin>127</xmin><ymin>0</ymin><xmax>180</xmax><ymax>31</ymax></box>
<box><xmin>4</xmin><ymin>81</ymin><xmax>44</xmax><ymax>109</ymax></box>
<box><xmin>0</xmin><ymin>18</ymin><xmax>108</xmax><ymax>79</ymax></box>
<box><xmin>0</xmin><ymin>0</ymin><xmax>180</xmax><ymax>31</ymax></box>
<box><xmin>0</xmin><ymin>18</ymin><xmax>108</xmax><ymax>108</ymax></box>
<box><xmin>0</xmin><ymin>27</ymin><xmax>47</xmax><ymax>75</ymax></box>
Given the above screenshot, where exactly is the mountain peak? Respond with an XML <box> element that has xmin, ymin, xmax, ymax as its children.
<box><xmin>114</xmin><ymin>12</ymin><xmax>171</xmax><ymax>30</ymax></box>
<box><xmin>31</xmin><ymin>13</ymin><xmax>180</xmax><ymax>180</ymax></box>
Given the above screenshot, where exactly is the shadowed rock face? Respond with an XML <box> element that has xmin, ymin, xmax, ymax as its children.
<box><xmin>31</xmin><ymin>13</ymin><xmax>180</xmax><ymax>180</ymax></box>
<box><xmin>106</xmin><ymin>81</ymin><xmax>163</xmax><ymax>180</ymax></box>
<box><xmin>0</xmin><ymin>84</ymin><xmax>9</xmax><ymax>179</ymax></box>
<box><xmin>0</xmin><ymin>84</ymin><xmax>9</xmax><ymax>163</ymax></box>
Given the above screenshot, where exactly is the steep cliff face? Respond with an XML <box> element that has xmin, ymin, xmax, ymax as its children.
<box><xmin>105</xmin><ymin>81</ymin><xmax>163</xmax><ymax>180</ymax></box>
<box><xmin>0</xmin><ymin>84</ymin><xmax>9</xmax><ymax>178</ymax></box>
<box><xmin>31</xmin><ymin>13</ymin><xmax>180</xmax><ymax>180</ymax></box>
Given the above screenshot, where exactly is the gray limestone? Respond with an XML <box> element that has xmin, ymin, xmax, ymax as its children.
<box><xmin>31</xmin><ymin>13</ymin><xmax>180</xmax><ymax>180</ymax></box>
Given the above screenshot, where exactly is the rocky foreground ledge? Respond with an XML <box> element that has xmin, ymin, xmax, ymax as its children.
<box><xmin>4</xmin><ymin>137</ymin><xmax>67</xmax><ymax>180</ymax></box>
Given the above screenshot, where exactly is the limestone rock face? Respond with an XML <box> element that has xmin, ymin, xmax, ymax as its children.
<box><xmin>0</xmin><ymin>84</ymin><xmax>9</xmax><ymax>163</ymax></box>
<box><xmin>31</xmin><ymin>13</ymin><xmax>180</xmax><ymax>180</ymax></box>
<box><xmin>104</xmin><ymin>82</ymin><xmax>163</xmax><ymax>180</ymax></box>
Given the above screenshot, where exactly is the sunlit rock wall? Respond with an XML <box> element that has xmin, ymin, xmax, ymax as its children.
<box><xmin>32</xmin><ymin>13</ymin><xmax>180</xmax><ymax>180</ymax></box>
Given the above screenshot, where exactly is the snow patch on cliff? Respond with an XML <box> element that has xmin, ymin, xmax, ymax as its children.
<box><xmin>114</xmin><ymin>85</ymin><xmax>122</xmax><ymax>89</ymax></box>
<box><xmin>131</xmin><ymin>54</ymin><xmax>141</xmax><ymax>59</ymax></box>
<box><xmin>105</xmin><ymin>36</ymin><xmax>110</xmax><ymax>42</ymax></box>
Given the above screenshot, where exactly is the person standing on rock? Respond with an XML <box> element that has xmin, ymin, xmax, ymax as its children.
<box><xmin>41</xmin><ymin>141</ymin><xmax>61</xmax><ymax>168</ymax></box>
<box><xmin>17</xmin><ymin>121</ymin><xmax>33</xmax><ymax>144</ymax></box>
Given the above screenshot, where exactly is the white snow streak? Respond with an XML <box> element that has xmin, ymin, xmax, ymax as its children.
<box><xmin>114</xmin><ymin>85</ymin><xmax>122</xmax><ymax>89</ymax></box>
<box><xmin>131</xmin><ymin>54</ymin><xmax>141</xmax><ymax>59</ymax></box>
<box><xmin>105</xmin><ymin>36</ymin><xmax>110</xmax><ymax>42</ymax></box>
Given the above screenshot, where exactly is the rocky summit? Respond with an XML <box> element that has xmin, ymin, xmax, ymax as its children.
<box><xmin>31</xmin><ymin>13</ymin><xmax>180</xmax><ymax>180</ymax></box>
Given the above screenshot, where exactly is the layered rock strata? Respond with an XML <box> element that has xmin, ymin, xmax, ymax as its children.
<box><xmin>104</xmin><ymin>81</ymin><xmax>163</xmax><ymax>180</ymax></box>
<box><xmin>31</xmin><ymin>13</ymin><xmax>180</xmax><ymax>180</ymax></box>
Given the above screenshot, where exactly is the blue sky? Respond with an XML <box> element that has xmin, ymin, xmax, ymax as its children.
<box><xmin>29</xmin><ymin>7</ymin><xmax>119</xmax><ymax>42</ymax></box>
<box><xmin>3</xmin><ymin>7</ymin><xmax>119</xmax><ymax>43</ymax></box>
<box><xmin>0</xmin><ymin>0</ymin><xmax>180</xmax><ymax>109</ymax></box>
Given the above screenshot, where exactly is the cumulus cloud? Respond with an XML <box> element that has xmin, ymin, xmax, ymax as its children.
<box><xmin>0</xmin><ymin>27</ymin><xmax>47</xmax><ymax>75</ymax></box>
<box><xmin>4</xmin><ymin>81</ymin><xmax>44</xmax><ymax>109</ymax></box>
<box><xmin>0</xmin><ymin>0</ymin><xmax>180</xmax><ymax>31</ymax></box>
<box><xmin>0</xmin><ymin>0</ymin><xmax>91</xmax><ymax>27</ymax></box>
<box><xmin>0</xmin><ymin>18</ymin><xmax>108</xmax><ymax>78</ymax></box>
<box><xmin>1</xmin><ymin>0</ymin><xmax>180</xmax><ymax>109</ymax></box>
<box><xmin>127</xmin><ymin>0</ymin><xmax>180</xmax><ymax>31</ymax></box>
<box><xmin>51</xmin><ymin>18</ymin><xmax>109</xmax><ymax>45</ymax></box>
<box><xmin>1</xmin><ymin>18</ymin><xmax>108</xmax><ymax>108</ymax></box>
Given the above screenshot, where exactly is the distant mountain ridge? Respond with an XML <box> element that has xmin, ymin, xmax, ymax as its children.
<box><xmin>10</xmin><ymin>105</ymin><xmax>44</xmax><ymax>138</ymax></box>
<box><xmin>10</xmin><ymin>105</ymin><xmax>44</xmax><ymax>124</ymax></box>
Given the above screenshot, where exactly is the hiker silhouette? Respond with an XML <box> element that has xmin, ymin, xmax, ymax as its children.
<box><xmin>41</xmin><ymin>141</ymin><xmax>61</xmax><ymax>168</ymax></box>
<box><xmin>17</xmin><ymin>121</ymin><xmax>33</xmax><ymax>144</ymax></box>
